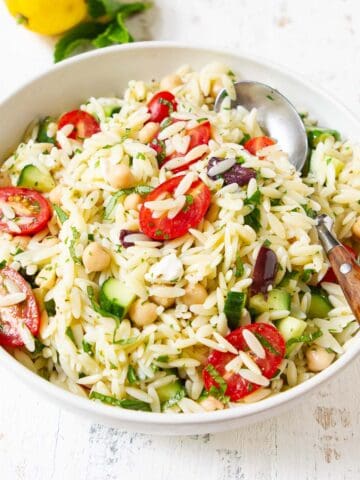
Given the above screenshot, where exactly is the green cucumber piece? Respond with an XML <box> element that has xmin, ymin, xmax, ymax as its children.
<box><xmin>277</xmin><ymin>316</ymin><xmax>307</xmax><ymax>354</ymax></box>
<box><xmin>156</xmin><ymin>380</ymin><xmax>185</xmax><ymax>407</ymax></box>
<box><xmin>99</xmin><ymin>278</ymin><xmax>136</xmax><ymax>319</ymax></box>
<box><xmin>248</xmin><ymin>289</ymin><xmax>291</xmax><ymax>315</ymax></box>
<box><xmin>224</xmin><ymin>291</ymin><xmax>246</xmax><ymax>330</ymax></box>
<box><xmin>37</xmin><ymin>117</ymin><xmax>55</xmax><ymax>144</ymax></box>
<box><xmin>306</xmin><ymin>127</ymin><xmax>341</xmax><ymax>149</ymax></box>
<box><xmin>308</xmin><ymin>287</ymin><xmax>332</xmax><ymax>319</ymax></box>
<box><xmin>17</xmin><ymin>165</ymin><xmax>55</xmax><ymax>193</ymax></box>
<box><xmin>104</xmin><ymin>105</ymin><xmax>121</xmax><ymax>117</ymax></box>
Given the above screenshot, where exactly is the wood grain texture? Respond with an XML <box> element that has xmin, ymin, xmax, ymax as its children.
<box><xmin>328</xmin><ymin>245</ymin><xmax>360</xmax><ymax>321</ymax></box>
<box><xmin>1</xmin><ymin>0</ymin><xmax>360</xmax><ymax>478</ymax></box>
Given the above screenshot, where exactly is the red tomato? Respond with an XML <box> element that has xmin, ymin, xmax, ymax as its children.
<box><xmin>164</xmin><ymin>121</ymin><xmax>212</xmax><ymax>173</ymax></box>
<box><xmin>148</xmin><ymin>91</ymin><xmax>177</xmax><ymax>123</ymax></box>
<box><xmin>0</xmin><ymin>187</ymin><xmax>52</xmax><ymax>236</ymax></box>
<box><xmin>322</xmin><ymin>244</ymin><xmax>356</xmax><ymax>283</ymax></box>
<box><xmin>203</xmin><ymin>323</ymin><xmax>285</xmax><ymax>401</ymax></box>
<box><xmin>0</xmin><ymin>267</ymin><xmax>40</xmax><ymax>347</ymax></box>
<box><xmin>244</xmin><ymin>136</ymin><xmax>275</xmax><ymax>156</ymax></box>
<box><xmin>139</xmin><ymin>175</ymin><xmax>211</xmax><ymax>240</ymax></box>
<box><xmin>58</xmin><ymin>110</ymin><xmax>100</xmax><ymax>140</ymax></box>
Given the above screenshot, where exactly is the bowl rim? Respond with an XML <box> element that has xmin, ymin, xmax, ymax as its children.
<box><xmin>1</xmin><ymin>40</ymin><xmax>360</xmax><ymax>427</ymax></box>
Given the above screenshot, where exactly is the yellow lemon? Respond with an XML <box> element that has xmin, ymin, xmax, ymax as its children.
<box><xmin>5</xmin><ymin>0</ymin><xmax>88</xmax><ymax>36</ymax></box>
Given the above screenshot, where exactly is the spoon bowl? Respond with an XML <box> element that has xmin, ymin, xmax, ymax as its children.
<box><xmin>215</xmin><ymin>81</ymin><xmax>308</xmax><ymax>171</ymax></box>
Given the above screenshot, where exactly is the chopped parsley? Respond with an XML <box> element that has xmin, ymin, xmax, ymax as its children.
<box><xmin>82</xmin><ymin>339</ymin><xmax>94</xmax><ymax>356</ymax></box>
<box><xmin>244</xmin><ymin>206</ymin><xmax>261</xmax><ymax>232</ymax></box>
<box><xmin>44</xmin><ymin>298</ymin><xmax>56</xmax><ymax>317</ymax></box>
<box><xmin>159</xmin><ymin>97</ymin><xmax>175</xmax><ymax>113</ymax></box>
<box><xmin>69</xmin><ymin>227</ymin><xmax>82</xmax><ymax>264</ymax></box>
<box><xmin>240</xmin><ymin>133</ymin><xmax>251</xmax><ymax>145</ymax></box>
<box><xmin>234</xmin><ymin>256</ymin><xmax>245</xmax><ymax>278</ymax></box>
<box><xmin>53</xmin><ymin>204</ymin><xmax>69</xmax><ymax>224</ymax></box>
<box><xmin>65</xmin><ymin>326</ymin><xmax>76</xmax><ymax>344</ymax></box>
<box><xmin>0</xmin><ymin>260</ymin><xmax>6</xmax><ymax>269</ymax></box>
<box><xmin>301</xmin><ymin>269</ymin><xmax>315</xmax><ymax>283</ymax></box>
<box><xmin>244</xmin><ymin>188</ymin><xmax>261</xmax><ymax>206</ymax></box>
<box><xmin>104</xmin><ymin>185</ymin><xmax>153</xmax><ymax>219</ymax></box>
<box><xmin>127</xmin><ymin>365</ymin><xmax>138</xmax><ymax>384</ymax></box>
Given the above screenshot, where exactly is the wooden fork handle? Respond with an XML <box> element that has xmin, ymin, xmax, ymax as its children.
<box><xmin>328</xmin><ymin>245</ymin><xmax>360</xmax><ymax>323</ymax></box>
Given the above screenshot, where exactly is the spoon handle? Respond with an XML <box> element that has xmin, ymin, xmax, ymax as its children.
<box><xmin>327</xmin><ymin>246</ymin><xmax>360</xmax><ymax>323</ymax></box>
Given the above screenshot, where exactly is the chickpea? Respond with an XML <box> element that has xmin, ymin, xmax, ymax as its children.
<box><xmin>138</xmin><ymin>122</ymin><xmax>159</xmax><ymax>144</ymax></box>
<box><xmin>306</xmin><ymin>345</ymin><xmax>335</xmax><ymax>372</ymax></box>
<box><xmin>129</xmin><ymin>299</ymin><xmax>158</xmax><ymax>327</ymax></box>
<box><xmin>352</xmin><ymin>217</ymin><xmax>360</xmax><ymax>240</ymax></box>
<box><xmin>200</xmin><ymin>395</ymin><xmax>224</xmax><ymax>412</ymax></box>
<box><xmin>151</xmin><ymin>295</ymin><xmax>175</xmax><ymax>309</ymax></box>
<box><xmin>210</xmin><ymin>78</ymin><xmax>224</xmax><ymax>98</ymax></box>
<box><xmin>82</xmin><ymin>242</ymin><xmax>111</xmax><ymax>273</ymax></box>
<box><xmin>181</xmin><ymin>283</ymin><xmax>208</xmax><ymax>306</ymax></box>
<box><xmin>0</xmin><ymin>171</ymin><xmax>11</xmax><ymax>187</ymax></box>
<box><xmin>124</xmin><ymin>193</ymin><xmax>143</xmax><ymax>211</ymax></box>
<box><xmin>160</xmin><ymin>74</ymin><xmax>183</xmax><ymax>91</ymax></box>
<box><xmin>49</xmin><ymin>185</ymin><xmax>62</xmax><ymax>205</ymax></box>
<box><xmin>109</xmin><ymin>164</ymin><xmax>135</xmax><ymax>190</ymax></box>
<box><xmin>205</xmin><ymin>203</ymin><xmax>220</xmax><ymax>223</ymax></box>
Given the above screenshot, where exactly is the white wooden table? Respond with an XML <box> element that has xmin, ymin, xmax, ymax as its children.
<box><xmin>1</xmin><ymin>1</ymin><xmax>360</xmax><ymax>478</ymax></box>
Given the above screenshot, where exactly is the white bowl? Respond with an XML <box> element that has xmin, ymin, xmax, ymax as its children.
<box><xmin>0</xmin><ymin>42</ymin><xmax>359</xmax><ymax>435</ymax></box>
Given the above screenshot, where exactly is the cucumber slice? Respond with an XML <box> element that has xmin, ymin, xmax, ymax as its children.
<box><xmin>277</xmin><ymin>316</ymin><xmax>307</xmax><ymax>354</ymax></box>
<box><xmin>308</xmin><ymin>288</ymin><xmax>332</xmax><ymax>319</ymax></box>
<box><xmin>248</xmin><ymin>289</ymin><xmax>291</xmax><ymax>315</ymax></box>
<box><xmin>306</xmin><ymin>127</ymin><xmax>340</xmax><ymax>149</ymax></box>
<box><xmin>104</xmin><ymin>105</ymin><xmax>121</xmax><ymax>117</ymax></box>
<box><xmin>157</xmin><ymin>380</ymin><xmax>185</xmax><ymax>407</ymax></box>
<box><xmin>224</xmin><ymin>291</ymin><xmax>246</xmax><ymax>330</ymax></box>
<box><xmin>99</xmin><ymin>278</ymin><xmax>136</xmax><ymax>319</ymax></box>
<box><xmin>17</xmin><ymin>165</ymin><xmax>55</xmax><ymax>193</ymax></box>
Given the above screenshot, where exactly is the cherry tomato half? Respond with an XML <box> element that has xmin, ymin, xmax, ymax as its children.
<box><xmin>203</xmin><ymin>323</ymin><xmax>285</xmax><ymax>401</ymax></box>
<box><xmin>164</xmin><ymin>121</ymin><xmax>212</xmax><ymax>173</ymax></box>
<box><xmin>244</xmin><ymin>136</ymin><xmax>275</xmax><ymax>156</ymax></box>
<box><xmin>58</xmin><ymin>110</ymin><xmax>101</xmax><ymax>140</ymax></box>
<box><xmin>322</xmin><ymin>244</ymin><xmax>356</xmax><ymax>283</ymax></box>
<box><xmin>0</xmin><ymin>187</ymin><xmax>52</xmax><ymax>236</ymax></box>
<box><xmin>0</xmin><ymin>267</ymin><xmax>40</xmax><ymax>347</ymax></box>
<box><xmin>148</xmin><ymin>91</ymin><xmax>177</xmax><ymax>123</ymax></box>
<box><xmin>139</xmin><ymin>175</ymin><xmax>211</xmax><ymax>240</ymax></box>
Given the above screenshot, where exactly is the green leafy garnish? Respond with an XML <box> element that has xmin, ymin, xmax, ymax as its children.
<box><xmin>254</xmin><ymin>332</ymin><xmax>281</xmax><ymax>356</ymax></box>
<box><xmin>92</xmin><ymin>13</ymin><xmax>133</xmax><ymax>48</ymax></box>
<box><xmin>89</xmin><ymin>391</ymin><xmax>151</xmax><ymax>411</ymax></box>
<box><xmin>162</xmin><ymin>389</ymin><xmax>186</xmax><ymax>410</ymax></box>
<box><xmin>82</xmin><ymin>339</ymin><xmax>94</xmax><ymax>356</ymax></box>
<box><xmin>240</xmin><ymin>133</ymin><xmax>251</xmax><ymax>145</ymax></box>
<box><xmin>302</xmin><ymin>204</ymin><xmax>317</xmax><ymax>219</ymax></box>
<box><xmin>37</xmin><ymin>117</ymin><xmax>55</xmax><ymax>144</ymax></box>
<box><xmin>127</xmin><ymin>365</ymin><xmax>138</xmax><ymax>384</ymax></box>
<box><xmin>69</xmin><ymin>227</ymin><xmax>82</xmax><ymax>264</ymax></box>
<box><xmin>44</xmin><ymin>299</ymin><xmax>56</xmax><ymax>317</ymax></box>
<box><xmin>87</xmin><ymin>286</ymin><xmax>119</xmax><ymax>321</ymax></box>
<box><xmin>33</xmin><ymin>339</ymin><xmax>46</xmax><ymax>354</ymax></box>
<box><xmin>205</xmin><ymin>364</ymin><xmax>229</xmax><ymax>403</ymax></box>
<box><xmin>234</xmin><ymin>256</ymin><xmax>244</xmax><ymax>278</ymax></box>
<box><xmin>0</xmin><ymin>260</ymin><xmax>6</xmax><ymax>270</ymax></box>
<box><xmin>286</xmin><ymin>330</ymin><xmax>323</xmax><ymax>348</ymax></box>
<box><xmin>158</xmin><ymin>97</ymin><xmax>175</xmax><ymax>113</ymax></box>
<box><xmin>66</xmin><ymin>326</ymin><xmax>76</xmax><ymax>344</ymax></box>
<box><xmin>301</xmin><ymin>269</ymin><xmax>315</xmax><ymax>283</ymax></box>
<box><xmin>104</xmin><ymin>185</ymin><xmax>153</xmax><ymax>219</ymax></box>
<box><xmin>244</xmin><ymin>206</ymin><xmax>261</xmax><ymax>232</ymax></box>
<box><xmin>244</xmin><ymin>188</ymin><xmax>261</xmax><ymax>206</ymax></box>
<box><xmin>53</xmin><ymin>204</ymin><xmax>69</xmax><ymax>224</ymax></box>
<box><xmin>113</xmin><ymin>336</ymin><xmax>139</xmax><ymax>346</ymax></box>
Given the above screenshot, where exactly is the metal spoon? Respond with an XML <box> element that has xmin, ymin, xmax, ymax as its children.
<box><xmin>214</xmin><ymin>81</ymin><xmax>308</xmax><ymax>170</ymax></box>
<box><xmin>215</xmin><ymin>82</ymin><xmax>360</xmax><ymax>321</ymax></box>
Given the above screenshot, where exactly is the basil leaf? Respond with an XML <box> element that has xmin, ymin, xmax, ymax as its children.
<box><xmin>92</xmin><ymin>13</ymin><xmax>133</xmax><ymax>49</ymax></box>
<box><xmin>87</xmin><ymin>286</ymin><xmax>119</xmax><ymax>321</ymax></box>
<box><xmin>53</xmin><ymin>205</ymin><xmax>69</xmax><ymax>224</ymax></box>
<box><xmin>90</xmin><ymin>391</ymin><xmax>151</xmax><ymax>411</ymax></box>
<box><xmin>44</xmin><ymin>299</ymin><xmax>56</xmax><ymax>317</ymax></box>
<box><xmin>244</xmin><ymin>206</ymin><xmax>261</xmax><ymax>232</ymax></box>
<box><xmin>104</xmin><ymin>185</ymin><xmax>153</xmax><ymax>219</ymax></box>
<box><xmin>66</xmin><ymin>326</ymin><xmax>76</xmax><ymax>344</ymax></box>
<box><xmin>254</xmin><ymin>332</ymin><xmax>281</xmax><ymax>356</ymax></box>
<box><xmin>54</xmin><ymin>22</ymin><xmax>107</xmax><ymax>63</ymax></box>
<box><xmin>286</xmin><ymin>330</ymin><xmax>323</xmax><ymax>348</ymax></box>
<box><xmin>127</xmin><ymin>365</ymin><xmax>138</xmax><ymax>384</ymax></box>
<box><xmin>205</xmin><ymin>364</ymin><xmax>229</xmax><ymax>402</ymax></box>
<box><xmin>113</xmin><ymin>336</ymin><xmax>139</xmax><ymax>345</ymax></box>
<box><xmin>69</xmin><ymin>227</ymin><xmax>82</xmax><ymax>264</ymax></box>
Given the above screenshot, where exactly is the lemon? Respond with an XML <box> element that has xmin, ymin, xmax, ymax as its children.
<box><xmin>5</xmin><ymin>0</ymin><xmax>88</xmax><ymax>36</ymax></box>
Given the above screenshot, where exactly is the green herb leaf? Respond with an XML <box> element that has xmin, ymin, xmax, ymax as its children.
<box><xmin>53</xmin><ymin>204</ymin><xmax>69</xmax><ymax>224</ymax></box>
<box><xmin>205</xmin><ymin>364</ymin><xmax>229</xmax><ymax>403</ymax></box>
<box><xmin>54</xmin><ymin>22</ymin><xmax>107</xmax><ymax>62</ymax></box>
<box><xmin>90</xmin><ymin>391</ymin><xmax>151</xmax><ymax>411</ymax></box>
<box><xmin>66</xmin><ymin>326</ymin><xmax>76</xmax><ymax>344</ymax></box>
<box><xmin>301</xmin><ymin>269</ymin><xmax>315</xmax><ymax>283</ymax></box>
<box><xmin>44</xmin><ymin>299</ymin><xmax>56</xmax><ymax>317</ymax></box>
<box><xmin>162</xmin><ymin>389</ymin><xmax>186</xmax><ymax>410</ymax></box>
<box><xmin>37</xmin><ymin>117</ymin><xmax>55</xmax><ymax>144</ymax></box>
<box><xmin>87</xmin><ymin>286</ymin><xmax>119</xmax><ymax>321</ymax></box>
<box><xmin>244</xmin><ymin>188</ymin><xmax>261</xmax><ymax>206</ymax></box>
<box><xmin>127</xmin><ymin>365</ymin><xmax>138</xmax><ymax>384</ymax></box>
<box><xmin>254</xmin><ymin>332</ymin><xmax>281</xmax><ymax>356</ymax></box>
<box><xmin>302</xmin><ymin>204</ymin><xmax>317</xmax><ymax>219</ymax></box>
<box><xmin>82</xmin><ymin>339</ymin><xmax>94</xmax><ymax>356</ymax></box>
<box><xmin>92</xmin><ymin>13</ymin><xmax>133</xmax><ymax>48</ymax></box>
<box><xmin>69</xmin><ymin>227</ymin><xmax>82</xmax><ymax>264</ymax></box>
<box><xmin>244</xmin><ymin>206</ymin><xmax>261</xmax><ymax>232</ymax></box>
<box><xmin>33</xmin><ymin>338</ymin><xmax>46</xmax><ymax>354</ymax></box>
<box><xmin>104</xmin><ymin>185</ymin><xmax>153</xmax><ymax>219</ymax></box>
<box><xmin>240</xmin><ymin>133</ymin><xmax>251</xmax><ymax>145</ymax></box>
<box><xmin>0</xmin><ymin>260</ymin><xmax>6</xmax><ymax>269</ymax></box>
<box><xmin>113</xmin><ymin>336</ymin><xmax>139</xmax><ymax>345</ymax></box>
<box><xmin>234</xmin><ymin>256</ymin><xmax>244</xmax><ymax>278</ymax></box>
<box><xmin>286</xmin><ymin>330</ymin><xmax>323</xmax><ymax>348</ymax></box>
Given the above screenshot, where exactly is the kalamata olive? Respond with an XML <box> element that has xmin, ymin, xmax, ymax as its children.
<box><xmin>119</xmin><ymin>229</ymin><xmax>139</xmax><ymax>247</ymax></box>
<box><xmin>250</xmin><ymin>245</ymin><xmax>278</xmax><ymax>295</ymax></box>
<box><xmin>207</xmin><ymin>157</ymin><xmax>256</xmax><ymax>186</ymax></box>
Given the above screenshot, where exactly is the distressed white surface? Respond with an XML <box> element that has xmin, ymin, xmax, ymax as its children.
<box><xmin>1</xmin><ymin>0</ymin><xmax>360</xmax><ymax>478</ymax></box>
